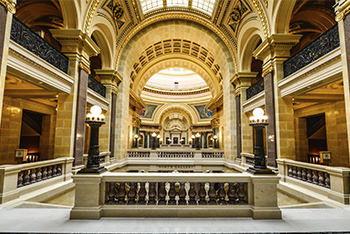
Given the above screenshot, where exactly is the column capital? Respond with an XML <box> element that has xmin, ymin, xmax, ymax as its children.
<box><xmin>253</xmin><ymin>34</ymin><xmax>301</xmax><ymax>77</ymax></box>
<box><xmin>50</xmin><ymin>29</ymin><xmax>101</xmax><ymax>73</ymax></box>
<box><xmin>0</xmin><ymin>0</ymin><xmax>16</xmax><ymax>14</ymax></box>
<box><xmin>335</xmin><ymin>0</ymin><xmax>350</xmax><ymax>21</ymax></box>
<box><xmin>95</xmin><ymin>69</ymin><xmax>121</xmax><ymax>95</ymax></box>
<box><xmin>231</xmin><ymin>72</ymin><xmax>258</xmax><ymax>88</ymax></box>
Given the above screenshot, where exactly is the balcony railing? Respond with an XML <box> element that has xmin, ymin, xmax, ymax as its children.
<box><xmin>283</xmin><ymin>23</ymin><xmax>340</xmax><ymax>78</ymax></box>
<box><xmin>10</xmin><ymin>16</ymin><xmax>69</xmax><ymax>74</ymax></box>
<box><xmin>202</xmin><ymin>151</ymin><xmax>224</xmax><ymax>158</ymax></box>
<box><xmin>158</xmin><ymin>151</ymin><xmax>194</xmax><ymax>158</ymax></box>
<box><xmin>88</xmin><ymin>75</ymin><xmax>106</xmax><ymax>98</ymax></box>
<box><xmin>246</xmin><ymin>78</ymin><xmax>264</xmax><ymax>100</ymax></box>
<box><xmin>71</xmin><ymin>172</ymin><xmax>281</xmax><ymax>219</ymax></box>
<box><xmin>0</xmin><ymin>157</ymin><xmax>74</xmax><ymax>204</ymax></box>
<box><xmin>277</xmin><ymin>159</ymin><xmax>350</xmax><ymax>204</ymax></box>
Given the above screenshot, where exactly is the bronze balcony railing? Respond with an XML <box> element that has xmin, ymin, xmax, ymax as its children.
<box><xmin>88</xmin><ymin>75</ymin><xmax>106</xmax><ymax>98</ymax></box>
<box><xmin>283</xmin><ymin>23</ymin><xmax>340</xmax><ymax>78</ymax></box>
<box><xmin>10</xmin><ymin>16</ymin><xmax>69</xmax><ymax>74</ymax></box>
<box><xmin>246</xmin><ymin>78</ymin><xmax>264</xmax><ymax>100</ymax></box>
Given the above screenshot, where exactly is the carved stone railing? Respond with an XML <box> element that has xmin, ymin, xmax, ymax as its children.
<box><xmin>17</xmin><ymin>163</ymin><xmax>62</xmax><ymax>188</ymax></box>
<box><xmin>10</xmin><ymin>16</ymin><xmax>69</xmax><ymax>74</ymax></box>
<box><xmin>246</xmin><ymin>78</ymin><xmax>264</xmax><ymax>100</ymax></box>
<box><xmin>277</xmin><ymin>159</ymin><xmax>350</xmax><ymax>204</ymax></box>
<box><xmin>0</xmin><ymin>157</ymin><xmax>73</xmax><ymax>204</ymax></box>
<box><xmin>283</xmin><ymin>23</ymin><xmax>339</xmax><ymax>78</ymax></box>
<box><xmin>71</xmin><ymin>173</ymin><xmax>281</xmax><ymax>219</ymax></box>
<box><xmin>158</xmin><ymin>151</ymin><xmax>194</xmax><ymax>158</ymax></box>
<box><xmin>127</xmin><ymin>150</ymin><xmax>150</xmax><ymax>158</ymax></box>
<box><xmin>240</xmin><ymin>153</ymin><xmax>254</xmax><ymax>167</ymax></box>
<box><xmin>287</xmin><ymin>163</ymin><xmax>330</xmax><ymax>188</ymax></box>
<box><xmin>202</xmin><ymin>151</ymin><xmax>224</xmax><ymax>158</ymax></box>
<box><xmin>105</xmin><ymin>180</ymin><xmax>247</xmax><ymax>206</ymax></box>
<box><xmin>88</xmin><ymin>75</ymin><xmax>106</xmax><ymax>98</ymax></box>
<box><xmin>83</xmin><ymin>152</ymin><xmax>111</xmax><ymax>168</ymax></box>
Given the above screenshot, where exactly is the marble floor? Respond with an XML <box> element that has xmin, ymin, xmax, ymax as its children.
<box><xmin>0</xmin><ymin>208</ymin><xmax>350</xmax><ymax>233</ymax></box>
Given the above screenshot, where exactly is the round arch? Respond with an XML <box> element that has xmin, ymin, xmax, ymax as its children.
<box><xmin>133</xmin><ymin>56</ymin><xmax>219</xmax><ymax>97</ymax></box>
<box><xmin>237</xmin><ymin>18</ymin><xmax>263</xmax><ymax>71</ymax></box>
<box><xmin>116</xmin><ymin>18</ymin><xmax>236</xmax><ymax>84</ymax></box>
<box><xmin>272</xmin><ymin>0</ymin><xmax>296</xmax><ymax>34</ymax></box>
<box><xmin>90</xmin><ymin>12</ymin><xmax>117</xmax><ymax>69</ymax></box>
<box><xmin>59</xmin><ymin>0</ymin><xmax>79</xmax><ymax>29</ymax></box>
<box><xmin>153</xmin><ymin>103</ymin><xmax>200</xmax><ymax>125</ymax></box>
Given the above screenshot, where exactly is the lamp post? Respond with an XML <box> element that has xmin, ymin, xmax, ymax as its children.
<box><xmin>247</xmin><ymin>108</ymin><xmax>274</xmax><ymax>174</ymax></box>
<box><xmin>191</xmin><ymin>135</ymin><xmax>195</xmax><ymax>149</ymax></box>
<box><xmin>213</xmin><ymin>135</ymin><xmax>217</xmax><ymax>149</ymax></box>
<box><xmin>134</xmin><ymin>134</ymin><xmax>139</xmax><ymax>148</ymax></box>
<box><xmin>157</xmin><ymin>134</ymin><xmax>161</xmax><ymax>148</ymax></box>
<box><xmin>79</xmin><ymin>105</ymin><xmax>107</xmax><ymax>174</ymax></box>
<box><xmin>151</xmin><ymin>132</ymin><xmax>157</xmax><ymax>150</ymax></box>
<box><xmin>195</xmin><ymin>132</ymin><xmax>201</xmax><ymax>150</ymax></box>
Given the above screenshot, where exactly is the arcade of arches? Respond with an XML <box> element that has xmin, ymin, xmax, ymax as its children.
<box><xmin>1</xmin><ymin>0</ymin><xmax>350</xmax><ymax>218</ymax></box>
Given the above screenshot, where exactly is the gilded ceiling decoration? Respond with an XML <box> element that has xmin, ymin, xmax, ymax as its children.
<box><xmin>107</xmin><ymin>0</ymin><xmax>126</xmax><ymax>28</ymax></box>
<box><xmin>227</xmin><ymin>0</ymin><xmax>251</xmax><ymax>35</ymax></box>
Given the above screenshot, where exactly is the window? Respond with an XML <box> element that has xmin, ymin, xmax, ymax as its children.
<box><xmin>192</xmin><ymin>0</ymin><xmax>216</xmax><ymax>14</ymax></box>
<box><xmin>167</xmin><ymin>0</ymin><xmax>189</xmax><ymax>7</ymax></box>
<box><xmin>140</xmin><ymin>0</ymin><xmax>163</xmax><ymax>13</ymax></box>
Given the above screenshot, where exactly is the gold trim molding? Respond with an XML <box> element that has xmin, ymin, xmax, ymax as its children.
<box><xmin>0</xmin><ymin>0</ymin><xmax>16</xmax><ymax>14</ymax></box>
<box><xmin>335</xmin><ymin>2</ymin><xmax>350</xmax><ymax>22</ymax></box>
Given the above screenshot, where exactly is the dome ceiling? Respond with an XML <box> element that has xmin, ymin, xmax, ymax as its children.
<box><xmin>144</xmin><ymin>68</ymin><xmax>207</xmax><ymax>91</ymax></box>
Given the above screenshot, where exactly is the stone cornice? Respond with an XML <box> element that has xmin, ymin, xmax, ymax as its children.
<box><xmin>0</xmin><ymin>0</ymin><xmax>15</xmax><ymax>14</ymax></box>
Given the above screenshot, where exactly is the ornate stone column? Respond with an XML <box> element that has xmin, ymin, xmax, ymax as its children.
<box><xmin>231</xmin><ymin>72</ymin><xmax>258</xmax><ymax>158</ymax></box>
<box><xmin>95</xmin><ymin>70</ymin><xmax>121</xmax><ymax>159</ymax></box>
<box><xmin>51</xmin><ymin>30</ymin><xmax>100</xmax><ymax>169</ymax></box>
<box><xmin>253</xmin><ymin>34</ymin><xmax>301</xmax><ymax>167</ymax></box>
<box><xmin>335</xmin><ymin>0</ymin><xmax>350</xmax><ymax>165</ymax></box>
<box><xmin>0</xmin><ymin>0</ymin><xmax>15</xmax><ymax>125</ymax></box>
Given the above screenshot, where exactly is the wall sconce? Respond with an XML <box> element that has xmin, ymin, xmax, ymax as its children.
<box><xmin>195</xmin><ymin>132</ymin><xmax>201</xmax><ymax>150</ymax></box>
<box><xmin>213</xmin><ymin>135</ymin><xmax>218</xmax><ymax>149</ymax></box>
<box><xmin>151</xmin><ymin>132</ymin><xmax>157</xmax><ymax>150</ymax></box>
<box><xmin>134</xmin><ymin>134</ymin><xmax>139</xmax><ymax>148</ymax></box>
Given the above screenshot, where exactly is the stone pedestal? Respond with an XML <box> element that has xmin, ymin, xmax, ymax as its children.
<box><xmin>70</xmin><ymin>174</ymin><xmax>103</xmax><ymax>219</ymax></box>
<box><xmin>251</xmin><ymin>175</ymin><xmax>281</xmax><ymax>219</ymax></box>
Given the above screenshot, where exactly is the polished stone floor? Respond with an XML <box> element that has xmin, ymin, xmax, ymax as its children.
<box><xmin>0</xmin><ymin>208</ymin><xmax>350</xmax><ymax>233</ymax></box>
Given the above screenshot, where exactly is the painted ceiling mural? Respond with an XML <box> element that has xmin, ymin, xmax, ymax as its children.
<box><xmin>195</xmin><ymin>105</ymin><xmax>212</xmax><ymax>119</ymax></box>
<box><xmin>140</xmin><ymin>105</ymin><xmax>158</xmax><ymax>118</ymax></box>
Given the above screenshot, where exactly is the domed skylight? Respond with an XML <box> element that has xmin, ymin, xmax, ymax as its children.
<box><xmin>140</xmin><ymin>0</ymin><xmax>216</xmax><ymax>15</ymax></box>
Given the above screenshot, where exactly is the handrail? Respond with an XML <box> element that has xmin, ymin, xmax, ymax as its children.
<box><xmin>10</xmin><ymin>16</ymin><xmax>69</xmax><ymax>74</ymax></box>
<box><xmin>283</xmin><ymin>23</ymin><xmax>339</xmax><ymax>78</ymax></box>
<box><xmin>88</xmin><ymin>75</ymin><xmax>106</xmax><ymax>98</ymax></box>
<box><xmin>246</xmin><ymin>78</ymin><xmax>264</xmax><ymax>100</ymax></box>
